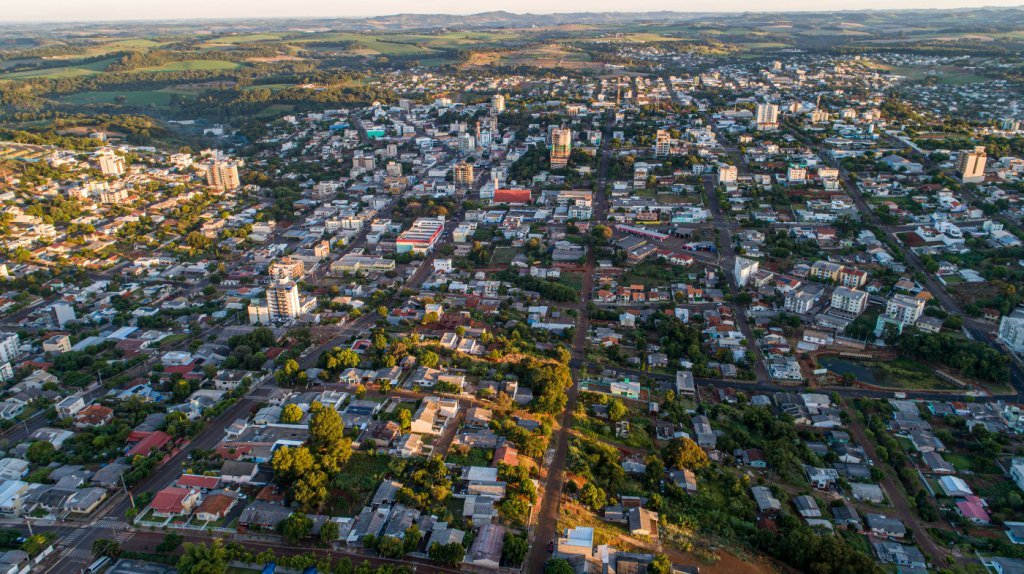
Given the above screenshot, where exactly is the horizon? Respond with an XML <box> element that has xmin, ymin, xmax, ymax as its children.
<box><xmin>4</xmin><ymin>1</ymin><xmax>1024</xmax><ymax>24</ymax></box>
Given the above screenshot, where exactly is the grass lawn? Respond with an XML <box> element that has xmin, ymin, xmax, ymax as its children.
<box><xmin>329</xmin><ymin>453</ymin><xmax>392</xmax><ymax>516</ymax></box>
<box><xmin>136</xmin><ymin>60</ymin><xmax>242</xmax><ymax>73</ymax></box>
<box><xmin>560</xmin><ymin>272</ymin><xmax>585</xmax><ymax>292</ymax></box>
<box><xmin>253</xmin><ymin>104</ymin><xmax>295</xmax><ymax>119</ymax></box>
<box><xmin>489</xmin><ymin>247</ymin><xmax>519</xmax><ymax>266</ymax></box>
<box><xmin>158</xmin><ymin>334</ymin><xmax>189</xmax><ymax>348</ymax></box>
<box><xmin>446</xmin><ymin>446</ymin><xmax>493</xmax><ymax>467</ymax></box>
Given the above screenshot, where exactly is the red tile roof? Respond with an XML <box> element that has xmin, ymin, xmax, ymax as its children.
<box><xmin>151</xmin><ymin>487</ymin><xmax>193</xmax><ymax>514</ymax></box>
<box><xmin>177</xmin><ymin>474</ymin><xmax>220</xmax><ymax>490</ymax></box>
<box><xmin>126</xmin><ymin>430</ymin><xmax>172</xmax><ymax>457</ymax></box>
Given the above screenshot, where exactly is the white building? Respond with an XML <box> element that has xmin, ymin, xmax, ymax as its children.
<box><xmin>755</xmin><ymin>103</ymin><xmax>779</xmax><ymax>130</ymax></box>
<box><xmin>718</xmin><ymin>165</ymin><xmax>738</xmax><ymax>184</ymax></box>
<box><xmin>831</xmin><ymin>287</ymin><xmax>868</xmax><ymax>316</ymax></box>
<box><xmin>734</xmin><ymin>257</ymin><xmax>759</xmax><ymax>288</ymax></box>
<box><xmin>956</xmin><ymin>146</ymin><xmax>987</xmax><ymax>184</ymax></box>
<box><xmin>999</xmin><ymin>307</ymin><xmax>1024</xmax><ymax>355</ymax></box>
<box><xmin>266</xmin><ymin>280</ymin><xmax>301</xmax><ymax>320</ymax></box>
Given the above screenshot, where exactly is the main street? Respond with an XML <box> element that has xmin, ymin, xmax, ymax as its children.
<box><xmin>524</xmin><ymin>102</ymin><xmax>615</xmax><ymax>574</ymax></box>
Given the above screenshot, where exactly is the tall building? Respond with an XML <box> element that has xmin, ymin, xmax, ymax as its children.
<box><xmin>956</xmin><ymin>146</ymin><xmax>987</xmax><ymax>184</ymax></box>
<box><xmin>875</xmin><ymin>293</ymin><xmax>925</xmax><ymax>336</ymax></box>
<box><xmin>457</xmin><ymin>133</ymin><xmax>476</xmax><ymax>155</ymax></box>
<box><xmin>207</xmin><ymin>160</ymin><xmax>241</xmax><ymax>191</ymax></box>
<box><xmin>97</xmin><ymin>151</ymin><xmax>125</xmax><ymax>177</ymax></box>
<box><xmin>734</xmin><ymin>257</ymin><xmax>759</xmax><ymax>288</ymax></box>
<box><xmin>454</xmin><ymin>162</ymin><xmax>475</xmax><ymax>186</ymax></box>
<box><xmin>550</xmin><ymin>127</ymin><xmax>572</xmax><ymax>169</ymax></box>
<box><xmin>269</xmin><ymin>257</ymin><xmax>304</xmax><ymax>281</ymax></box>
<box><xmin>491</xmin><ymin>94</ymin><xmax>505</xmax><ymax>113</ymax></box>
<box><xmin>655</xmin><ymin>129</ymin><xmax>672</xmax><ymax>157</ymax></box>
<box><xmin>998</xmin><ymin>307</ymin><xmax>1024</xmax><ymax>355</ymax></box>
<box><xmin>266</xmin><ymin>280</ymin><xmax>301</xmax><ymax>320</ymax></box>
<box><xmin>755</xmin><ymin>103</ymin><xmax>780</xmax><ymax>130</ymax></box>
<box><xmin>718</xmin><ymin>165</ymin><xmax>738</xmax><ymax>184</ymax></box>
<box><xmin>0</xmin><ymin>333</ymin><xmax>19</xmax><ymax>365</ymax></box>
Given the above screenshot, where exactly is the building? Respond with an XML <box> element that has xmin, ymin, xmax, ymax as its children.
<box><xmin>42</xmin><ymin>334</ymin><xmax>71</xmax><ymax>354</ymax></box>
<box><xmin>268</xmin><ymin>257</ymin><xmax>304</xmax><ymax>281</ymax></box>
<box><xmin>831</xmin><ymin>287</ymin><xmax>868</xmax><ymax>316</ymax></box>
<box><xmin>956</xmin><ymin>146</ymin><xmax>987</xmax><ymax>184</ymax></box>
<box><xmin>734</xmin><ymin>257</ymin><xmax>759</xmax><ymax>288</ymax></box>
<box><xmin>0</xmin><ymin>334</ymin><xmax>17</xmax><ymax>365</ymax></box>
<box><xmin>718</xmin><ymin>165</ymin><xmax>738</xmax><ymax>184</ymax></box>
<box><xmin>491</xmin><ymin>94</ymin><xmax>505</xmax><ymax>113</ymax></box>
<box><xmin>875</xmin><ymin>293</ymin><xmax>925</xmax><ymax>335</ymax></box>
<box><xmin>262</xmin><ymin>280</ymin><xmax>301</xmax><ymax>321</ymax></box>
<box><xmin>998</xmin><ymin>307</ymin><xmax>1024</xmax><ymax>355</ymax></box>
<box><xmin>692</xmin><ymin>415</ymin><xmax>716</xmax><ymax>449</ymax></box>
<box><xmin>207</xmin><ymin>160</ymin><xmax>242</xmax><ymax>191</ymax></box>
<box><xmin>755</xmin><ymin>103</ymin><xmax>780</xmax><ymax>130</ymax></box>
<box><xmin>454</xmin><ymin>162</ymin><xmax>474</xmax><ymax>186</ymax></box>
<box><xmin>396</xmin><ymin>217</ymin><xmax>445</xmax><ymax>254</ymax></box>
<box><xmin>97</xmin><ymin>150</ymin><xmax>125</xmax><ymax>177</ymax></box>
<box><xmin>655</xmin><ymin>129</ymin><xmax>672</xmax><ymax>157</ymax></box>
<box><xmin>550</xmin><ymin>127</ymin><xmax>572</xmax><ymax>169</ymax></box>
<box><xmin>51</xmin><ymin>303</ymin><xmax>76</xmax><ymax>328</ymax></box>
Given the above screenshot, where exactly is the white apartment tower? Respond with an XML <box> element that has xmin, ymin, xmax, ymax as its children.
<box><xmin>207</xmin><ymin>160</ymin><xmax>241</xmax><ymax>191</ymax></box>
<box><xmin>755</xmin><ymin>103</ymin><xmax>780</xmax><ymax>130</ymax></box>
<box><xmin>491</xmin><ymin>94</ymin><xmax>505</xmax><ymax>113</ymax></box>
<box><xmin>655</xmin><ymin>129</ymin><xmax>672</xmax><ymax>157</ymax></box>
<box><xmin>97</xmin><ymin>151</ymin><xmax>125</xmax><ymax>177</ymax></box>
<box><xmin>266</xmin><ymin>280</ymin><xmax>301</xmax><ymax>320</ymax></box>
<box><xmin>956</xmin><ymin>146</ymin><xmax>987</xmax><ymax>184</ymax></box>
<box><xmin>550</xmin><ymin>127</ymin><xmax>572</xmax><ymax>169</ymax></box>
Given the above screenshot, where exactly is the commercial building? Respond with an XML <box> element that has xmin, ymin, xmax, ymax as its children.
<box><xmin>51</xmin><ymin>303</ymin><xmax>76</xmax><ymax>328</ymax></box>
<box><xmin>396</xmin><ymin>217</ymin><xmax>445</xmax><ymax>254</ymax></box>
<box><xmin>550</xmin><ymin>127</ymin><xmax>572</xmax><ymax>169</ymax></box>
<box><xmin>956</xmin><ymin>146</ymin><xmax>987</xmax><ymax>184</ymax></box>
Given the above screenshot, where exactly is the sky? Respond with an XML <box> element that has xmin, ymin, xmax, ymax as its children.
<box><xmin>3</xmin><ymin>0</ymin><xmax>1023</xmax><ymax>22</ymax></box>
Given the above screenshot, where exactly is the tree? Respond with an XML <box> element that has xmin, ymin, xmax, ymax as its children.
<box><xmin>280</xmin><ymin>403</ymin><xmax>304</xmax><ymax>424</ymax></box>
<box><xmin>419</xmin><ymin>350</ymin><xmax>439</xmax><ymax>368</ymax></box>
<box><xmin>271</xmin><ymin>445</ymin><xmax>315</xmax><ymax>485</ymax></box>
<box><xmin>579</xmin><ymin>482</ymin><xmax>607</xmax><ymax>510</ymax></box>
<box><xmin>92</xmin><ymin>538</ymin><xmax>121</xmax><ymax>559</ymax></box>
<box><xmin>164</xmin><ymin>410</ymin><xmax>191</xmax><ymax>437</ymax></box>
<box><xmin>664</xmin><ymin>437</ymin><xmax>709</xmax><ymax>470</ymax></box>
<box><xmin>309</xmin><ymin>401</ymin><xmax>352</xmax><ymax>472</ymax></box>
<box><xmin>378</xmin><ymin>535</ymin><xmax>405</xmax><ymax>558</ymax></box>
<box><xmin>177</xmin><ymin>541</ymin><xmax>228</xmax><ymax>574</ymax></box>
<box><xmin>275</xmin><ymin>358</ymin><xmax>307</xmax><ymax>386</ymax></box>
<box><xmin>502</xmin><ymin>534</ymin><xmax>528</xmax><ymax>566</ymax></box>
<box><xmin>282</xmin><ymin>512</ymin><xmax>313</xmax><ymax>543</ymax></box>
<box><xmin>25</xmin><ymin>441</ymin><xmax>56</xmax><ymax>465</ymax></box>
<box><xmin>398</xmin><ymin>408</ymin><xmax>412</xmax><ymax>431</ymax></box>
<box><xmin>608</xmin><ymin>399</ymin><xmax>628</xmax><ymax>422</ymax></box>
<box><xmin>428</xmin><ymin>542</ymin><xmax>465</xmax><ymax>566</ymax></box>
<box><xmin>292</xmin><ymin>470</ymin><xmax>329</xmax><ymax>511</ymax></box>
<box><xmin>650</xmin><ymin>554</ymin><xmax>673</xmax><ymax>574</ymax></box>
<box><xmin>320</xmin><ymin>519</ymin><xmax>339</xmax><ymax>544</ymax></box>
<box><xmin>156</xmin><ymin>532</ymin><xmax>184</xmax><ymax>553</ymax></box>
<box><xmin>403</xmin><ymin>525</ymin><xmax>422</xmax><ymax>554</ymax></box>
<box><xmin>546</xmin><ymin>558</ymin><xmax>576</xmax><ymax>574</ymax></box>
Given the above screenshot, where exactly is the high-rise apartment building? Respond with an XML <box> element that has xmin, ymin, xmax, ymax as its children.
<box><xmin>755</xmin><ymin>103</ymin><xmax>780</xmax><ymax>130</ymax></box>
<box><xmin>956</xmin><ymin>146</ymin><xmax>987</xmax><ymax>184</ymax></box>
<box><xmin>454</xmin><ymin>162</ymin><xmax>475</xmax><ymax>186</ymax></box>
<box><xmin>718</xmin><ymin>165</ymin><xmax>738</xmax><ymax>184</ymax></box>
<box><xmin>831</xmin><ymin>287</ymin><xmax>868</xmax><ymax>316</ymax></box>
<box><xmin>550</xmin><ymin>127</ymin><xmax>572</xmax><ymax>169</ymax></box>
<box><xmin>207</xmin><ymin>160</ymin><xmax>242</xmax><ymax>191</ymax></box>
<box><xmin>97</xmin><ymin>151</ymin><xmax>125</xmax><ymax>177</ymax></box>
<box><xmin>269</xmin><ymin>257</ymin><xmax>304</xmax><ymax>281</ymax></box>
<box><xmin>491</xmin><ymin>94</ymin><xmax>505</xmax><ymax>113</ymax></box>
<box><xmin>655</xmin><ymin>129</ymin><xmax>672</xmax><ymax>157</ymax></box>
<box><xmin>266</xmin><ymin>280</ymin><xmax>301</xmax><ymax>320</ymax></box>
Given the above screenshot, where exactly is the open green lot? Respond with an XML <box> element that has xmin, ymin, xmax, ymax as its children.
<box><xmin>136</xmin><ymin>60</ymin><xmax>242</xmax><ymax>73</ymax></box>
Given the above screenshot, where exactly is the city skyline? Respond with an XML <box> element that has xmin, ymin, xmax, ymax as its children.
<box><xmin>4</xmin><ymin>0</ymin><xmax>1024</xmax><ymax>22</ymax></box>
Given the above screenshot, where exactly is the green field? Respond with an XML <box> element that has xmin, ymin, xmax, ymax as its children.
<box><xmin>2</xmin><ymin>58</ymin><xmax>115</xmax><ymax>80</ymax></box>
<box><xmin>204</xmin><ymin>33</ymin><xmax>285</xmax><ymax>45</ymax></box>
<box><xmin>136</xmin><ymin>60</ymin><xmax>242</xmax><ymax>73</ymax></box>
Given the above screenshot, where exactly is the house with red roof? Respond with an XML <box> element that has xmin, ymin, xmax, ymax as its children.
<box><xmin>73</xmin><ymin>404</ymin><xmax>114</xmax><ymax>428</ymax></box>
<box><xmin>493</xmin><ymin>445</ymin><xmax>519</xmax><ymax>467</ymax></box>
<box><xmin>493</xmin><ymin>189</ymin><xmax>532</xmax><ymax>205</ymax></box>
<box><xmin>956</xmin><ymin>496</ymin><xmax>991</xmax><ymax>525</ymax></box>
<box><xmin>150</xmin><ymin>487</ymin><xmax>199</xmax><ymax>518</ymax></box>
<box><xmin>177</xmin><ymin>474</ymin><xmax>220</xmax><ymax>490</ymax></box>
<box><xmin>126</xmin><ymin>431</ymin><xmax>172</xmax><ymax>457</ymax></box>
